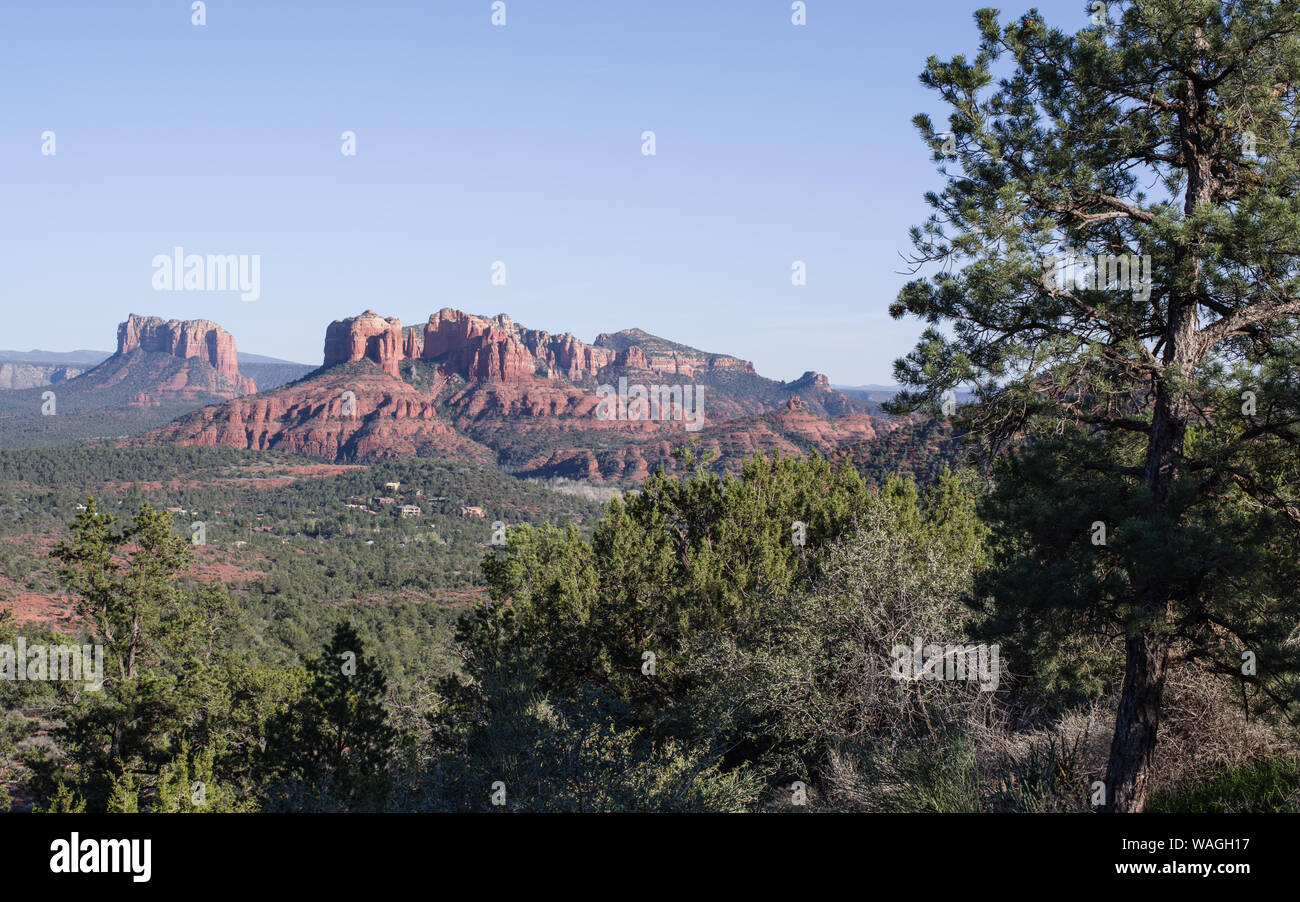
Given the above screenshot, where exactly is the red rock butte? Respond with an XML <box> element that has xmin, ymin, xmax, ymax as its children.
<box><xmin>323</xmin><ymin>310</ymin><xmax>404</xmax><ymax>378</ymax></box>
<box><xmin>117</xmin><ymin>313</ymin><xmax>256</xmax><ymax>393</ymax></box>
<box><xmin>323</xmin><ymin>307</ymin><xmax>758</xmax><ymax>384</ymax></box>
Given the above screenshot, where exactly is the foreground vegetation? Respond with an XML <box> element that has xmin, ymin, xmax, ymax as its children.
<box><xmin>0</xmin><ymin>440</ymin><xmax>1293</xmax><ymax>813</ymax></box>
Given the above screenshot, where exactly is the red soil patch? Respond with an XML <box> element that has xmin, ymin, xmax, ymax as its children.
<box><xmin>1</xmin><ymin>534</ymin><xmax>55</xmax><ymax>551</ymax></box>
<box><xmin>3</xmin><ymin>592</ymin><xmax>79</xmax><ymax>628</ymax></box>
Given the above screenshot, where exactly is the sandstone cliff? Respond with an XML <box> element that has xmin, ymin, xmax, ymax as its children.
<box><xmin>137</xmin><ymin>307</ymin><xmax>880</xmax><ymax>478</ymax></box>
<box><xmin>323</xmin><ymin>307</ymin><xmax>770</xmax><ymax>386</ymax></box>
<box><xmin>140</xmin><ymin>361</ymin><xmax>494</xmax><ymax>463</ymax></box>
<box><xmin>117</xmin><ymin>314</ymin><xmax>256</xmax><ymax>396</ymax></box>
<box><xmin>323</xmin><ymin>310</ymin><xmax>403</xmax><ymax>378</ymax></box>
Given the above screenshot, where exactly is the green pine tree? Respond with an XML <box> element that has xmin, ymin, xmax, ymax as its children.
<box><xmin>264</xmin><ymin>622</ymin><xmax>396</xmax><ymax>810</ymax></box>
<box><xmin>891</xmin><ymin>1</ymin><xmax>1300</xmax><ymax>810</ymax></box>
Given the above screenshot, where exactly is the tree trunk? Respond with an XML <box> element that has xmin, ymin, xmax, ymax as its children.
<box><xmin>1102</xmin><ymin>345</ymin><xmax>1185</xmax><ymax>812</ymax></box>
<box><xmin>1100</xmin><ymin>368</ymin><xmax>1186</xmax><ymax>811</ymax></box>
<box><xmin>1103</xmin><ymin>632</ymin><xmax>1170</xmax><ymax>811</ymax></box>
<box><xmin>1100</xmin><ymin>72</ymin><xmax>1210</xmax><ymax>812</ymax></box>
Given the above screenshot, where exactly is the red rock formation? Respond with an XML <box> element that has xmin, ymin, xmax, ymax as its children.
<box><xmin>419</xmin><ymin>309</ymin><xmax>541</xmax><ymax>382</ymax></box>
<box><xmin>618</xmin><ymin>346</ymin><xmax>650</xmax><ymax>370</ymax></box>
<box><xmin>592</xmin><ymin>327</ymin><xmax>755</xmax><ymax>377</ymax></box>
<box><xmin>116</xmin><ymin>314</ymin><xmax>256</xmax><ymax>394</ymax></box>
<box><xmin>402</xmin><ymin>325</ymin><xmax>424</xmax><ymax>360</ymax></box>
<box><xmin>542</xmin><ymin>333</ymin><xmax>614</xmax><ymax>380</ymax></box>
<box><xmin>323</xmin><ymin>311</ymin><xmax>403</xmax><ymax>378</ymax></box>
<box><xmin>796</xmin><ymin>371</ymin><xmax>830</xmax><ymax>389</ymax></box>
<box><xmin>503</xmin><ymin>404</ymin><xmax>896</xmax><ymax>482</ymax></box>
<box><xmin>414</xmin><ymin>308</ymin><xmax>760</xmax><ymax>384</ymax></box>
<box><xmin>320</xmin><ymin>307</ymin><xmax>761</xmax><ymax>389</ymax></box>
<box><xmin>138</xmin><ymin>306</ymin><xmax>886</xmax><ymax>476</ymax></box>
<box><xmin>136</xmin><ymin>365</ymin><xmax>494</xmax><ymax>463</ymax></box>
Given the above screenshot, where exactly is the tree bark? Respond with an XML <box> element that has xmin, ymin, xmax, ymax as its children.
<box><xmin>1103</xmin><ymin>632</ymin><xmax>1170</xmax><ymax>811</ymax></box>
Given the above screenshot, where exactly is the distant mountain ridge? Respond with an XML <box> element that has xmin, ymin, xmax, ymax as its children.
<box><xmin>0</xmin><ymin>349</ymin><xmax>111</xmax><ymax>365</ymax></box>
<box><xmin>0</xmin><ymin>363</ymin><xmax>91</xmax><ymax>390</ymax></box>
<box><xmin>0</xmin><ymin>347</ymin><xmax>307</xmax><ymax>368</ymax></box>
<box><xmin>238</xmin><ymin>351</ymin><xmax>313</xmax><ymax>366</ymax></box>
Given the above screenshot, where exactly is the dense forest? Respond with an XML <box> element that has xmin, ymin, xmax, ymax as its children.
<box><xmin>0</xmin><ymin>439</ymin><xmax>1295</xmax><ymax>812</ymax></box>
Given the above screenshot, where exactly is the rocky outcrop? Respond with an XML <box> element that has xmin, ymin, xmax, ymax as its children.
<box><xmin>137</xmin><ymin>362</ymin><xmax>494</xmax><ymax>463</ymax></box>
<box><xmin>402</xmin><ymin>325</ymin><xmax>424</xmax><ymax>360</ymax></box>
<box><xmin>137</xmin><ymin>307</ymin><xmax>884</xmax><ymax>476</ymax></box>
<box><xmin>418</xmin><ymin>309</ymin><xmax>541</xmax><ymax>382</ymax></box>
<box><xmin>541</xmin><ymin>332</ymin><xmax>613</xmax><ymax>380</ymax></box>
<box><xmin>326</xmin><ymin>307</ymin><xmax>762</xmax><ymax>387</ymax></box>
<box><xmin>322</xmin><ymin>308</ymin><xmax>770</xmax><ymax>389</ymax></box>
<box><xmin>323</xmin><ymin>310</ymin><xmax>403</xmax><ymax>378</ymax></box>
<box><xmin>117</xmin><ymin>314</ymin><xmax>254</xmax><ymax>393</ymax></box>
<box><xmin>0</xmin><ymin>316</ymin><xmax>259</xmax><ymax>440</ymax></box>
<box><xmin>592</xmin><ymin>327</ymin><xmax>756</xmax><ymax>378</ymax></box>
<box><xmin>416</xmin><ymin>309</ymin><xmax>628</xmax><ymax>382</ymax></box>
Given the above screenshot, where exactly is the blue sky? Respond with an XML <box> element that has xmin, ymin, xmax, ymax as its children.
<box><xmin>0</xmin><ymin>0</ymin><xmax>1088</xmax><ymax>383</ymax></box>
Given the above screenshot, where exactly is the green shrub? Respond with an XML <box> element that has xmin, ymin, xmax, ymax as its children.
<box><xmin>1148</xmin><ymin>757</ymin><xmax>1300</xmax><ymax>813</ymax></box>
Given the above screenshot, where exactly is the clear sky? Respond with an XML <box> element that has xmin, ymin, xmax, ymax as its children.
<box><xmin>1</xmin><ymin>0</ymin><xmax>1087</xmax><ymax>383</ymax></box>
